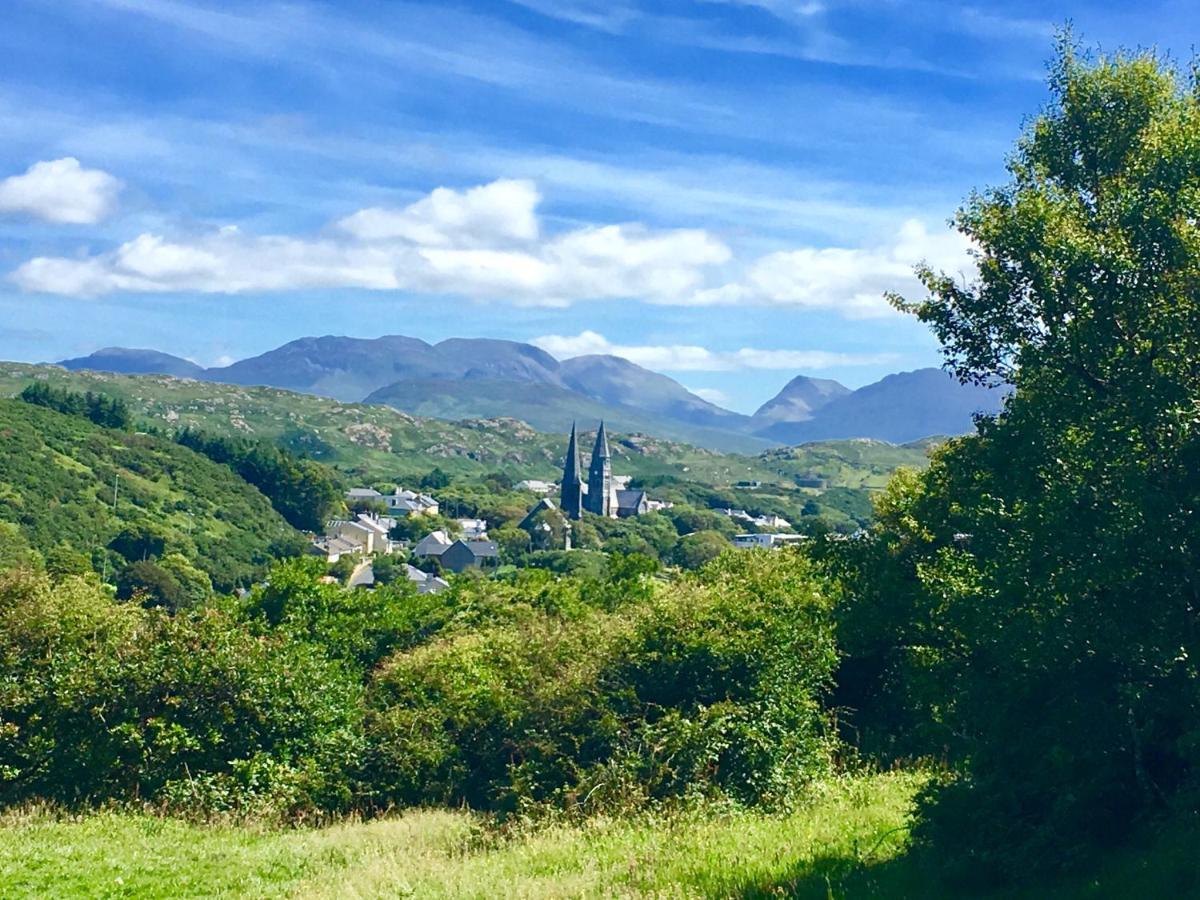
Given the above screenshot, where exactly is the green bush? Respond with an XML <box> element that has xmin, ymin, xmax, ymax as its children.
<box><xmin>363</xmin><ymin>549</ymin><xmax>836</xmax><ymax>814</ymax></box>
<box><xmin>0</xmin><ymin>569</ymin><xmax>363</xmax><ymax>818</ymax></box>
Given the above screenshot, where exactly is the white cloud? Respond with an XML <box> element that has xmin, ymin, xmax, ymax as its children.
<box><xmin>12</xmin><ymin>178</ymin><xmax>729</xmax><ymax>305</ymax></box>
<box><xmin>0</xmin><ymin>157</ymin><xmax>121</xmax><ymax>224</ymax></box>
<box><xmin>687</xmin><ymin>219</ymin><xmax>974</xmax><ymax>318</ymax></box>
<box><xmin>10</xmin><ymin>176</ymin><xmax>967</xmax><ymax>316</ymax></box>
<box><xmin>532</xmin><ymin>330</ymin><xmax>895</xmax><ymax>371</ymax></box>
<box><xmin>337</xmin><ymin>179</ymin><xmax>540</xmax><ymax>246</ymax></box>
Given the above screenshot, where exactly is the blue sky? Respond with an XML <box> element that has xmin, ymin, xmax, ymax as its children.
<box><xmin>0</xmin><ymin>0</ymin><xmax>1194</xmax><ymax>412</ymax></box>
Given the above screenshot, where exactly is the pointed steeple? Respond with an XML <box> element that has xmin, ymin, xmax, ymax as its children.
<box><xmin>593</xmin><ymin>420</ymin><xmax>611</xmax><ymax>459</ymax></box>
<box><xmin>586</xmin><ymin>421</ymin><xmax>613</xmax><ymax>517</ymax></box>
<box><xmin>560</xmin><ymin>421</ymin><xmax>583</xmax><ymax>519</ymax></box>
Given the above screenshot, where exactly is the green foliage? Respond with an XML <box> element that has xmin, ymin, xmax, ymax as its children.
<box><xmin>0</xmin><ymin>569</ymin><xmax>363</xmax><ymax>817</ymax></box>
<box><xmin>176</xmin><ymin>429</ymin><xmax>341</xmax><ymax>532</ymax></box>
<box><xmin>419</xmin><ymin>467</ymin><xmax>451</xmax><ymax>490</ymax></box>
<box><xmin>388</xmin><ymin>512</ymin><xmax>461</xmax><ymax>543</ymax></box>
<box><xmin>834</xmin><ymin>43</ymin><xmax>1200</xmax><ymax>880</ymax></box>
<box><xmin>669</xmin><ymin>530</ymin><xmax>730</xmax><ymax>570</ymax></box>
<box><xmin>116</xmin><ymin>559</ymin><xmax>187</xmax><ymax>610</ymax></box>
<box><xmin>19</xmin><ymin>383</ymin><xmax>131</xmax><ymax>430</ymax></box>
<box><xmin>364</xmin><ymin>549</ymin><xmax>837</xmax><ymax>814</ymax></box>
<box><xmin>239</xmin><ymin>557</ymin><xmax>425</xmax><ymax>671</ymax></box>
<box><xmin>0</xmin><ymin>399</ymin><xmax>301</xmax><ymax>591</ymax></box>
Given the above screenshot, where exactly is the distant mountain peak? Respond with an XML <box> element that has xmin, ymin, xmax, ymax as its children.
<box><xmin>752</xmin><ymin>374</ymin><xmax>850</xmax><ymax>424</ymax></box>
<box><xmin>58</xmin><ymin>347</ymin><xmax>205</xmax><ymax>379</ymax></box>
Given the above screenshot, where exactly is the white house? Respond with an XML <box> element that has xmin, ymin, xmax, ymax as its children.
<box><xmin>384</xmin><ymin>488</ymin><xmax>440</xmax><ymax>517</ymax></box>
<box><xmin>516</xmin><ymin>479</ymin><xmax>556</xmax><ymax>495</ymax></box>
<box><xmin>456</xmin><ymin>518</ymin><xmax>488</xmax><ymax>539</ymax></box>
<box><xmin>754</xmin><ymin>514</ymin><xmax>792</xmax><ymax>529</ymax></box>
<box><xmin>732</xmin><ymin>533</ymin><xmax>806</xmax><ymax>550</ymax></box>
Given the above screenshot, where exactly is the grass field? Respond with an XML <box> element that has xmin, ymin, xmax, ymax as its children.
<box><xmin>2</xmin><ymin>773</ymin><xmax>919</xmax><ymax>899</ymax></box>
<box><xmin>4</xmin><ymin>771</ymin><xmax>1195</xmax><ymax>898</ymax></box>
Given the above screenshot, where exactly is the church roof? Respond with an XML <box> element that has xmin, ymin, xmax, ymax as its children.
<box><xmin>563</xmin><ymin>421</ymin><xmax>582</xmax><ymax>485</ymax></box>
<box><xmin>591</xmin><ymin>421</ymin><xmax>611</xmax><ymax>459</ymax></box>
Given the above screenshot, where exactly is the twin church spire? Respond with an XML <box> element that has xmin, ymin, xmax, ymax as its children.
<box><xmin>559</xmin><ymin>421</ymin><xmax>613</xmax><ymax>520</ymax></box>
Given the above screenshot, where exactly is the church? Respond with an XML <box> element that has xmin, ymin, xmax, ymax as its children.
<box><xmin>559</xmin><ymin>422</ymin><xmax>649</xmax><ymax>520</ymax></box>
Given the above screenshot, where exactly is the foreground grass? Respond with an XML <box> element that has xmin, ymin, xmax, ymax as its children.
<box><xmin>2</xmin><ymin>771</ymin><xmax>1196</xmax><ymax>898</ymax></box>
<box><xmin>0</xmin><ymin>772</ymin><xmax>916</xmax><ymax>899</ymax></box>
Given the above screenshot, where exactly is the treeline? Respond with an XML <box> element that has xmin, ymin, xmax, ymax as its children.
<box><xmin>19</xmin><ymin>383</ymin><xmax>132</xmax><ymax>430</ymax></box>
<box><xmin>176</xmin><ymin>429</ymin><xmax>341</xmax><ymax>532</ymax></box>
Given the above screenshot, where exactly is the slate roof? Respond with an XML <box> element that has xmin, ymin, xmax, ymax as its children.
<box><xmin>616</xmin><ymin>489</ymin><xmax>647</xmax><ymax>512</ymax></box>
<box><xmin>458</xmin><ymin>539</ymin><xmax>499</xmax><ymax>558</ymax></box>
<box><xmin>412</xmin><ymin>530</ymin><xmax>454</xmax><ymax>556</ymax></box>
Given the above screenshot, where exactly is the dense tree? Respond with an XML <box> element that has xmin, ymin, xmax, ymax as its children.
<box><xmin>418</xmin><ymin>467</ymin><xmax>451</xmax><ymax>490</ymax></box>
<box><xmin>177</xmin><ymin>429</ymin><xmax>341</xmax><ymax>532</ymax></box>
<box><xmin>19</xmin><ymin>383</ymin><xmax>132</xmax><ymax>430</ymax></box>
<box><xmin>838</xmin><ymin>42</ymin><xmax>1200</xmax><ymax>879</ymax></box>
<box><xmin>670</xmin><ymin>530</ymin><xmax>730</xmax><ymax>570</ymax></box>
<box><xmin>116</xmin><ymin>559</ymin><xmax>186</xmax><ymax>611</ymax></box>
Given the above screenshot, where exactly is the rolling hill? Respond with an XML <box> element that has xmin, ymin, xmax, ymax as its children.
<box><xmin>58</xmin><ymin>336</ymin><xmax>1006</xmax><ymax>448</ymax></box>
<box><xmin>0</xmin><ymin>363</ymin><xmax>933</xmax><ymax>493</ymax></box>
<box><xmin>362</xmin><ymin>376</ymin><xmax>768</xmax><ymax>453</ymax></box>
<box><xmin>0</xmin><ymin>398</ymin><xmax>302</xmax><ymax>590</ymax></box>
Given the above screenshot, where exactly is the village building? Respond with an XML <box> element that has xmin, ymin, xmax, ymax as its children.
<box><xmin>439</xmin><ymin>539</ymin><xmax>500</xmax><ymax>573</ymax></box>
<box><xmin>516</xmin><ymin>479</ymin><xmax>556</xmax><ymax>494</ymax></box>
<box><xmin>732</xmin><ymin>533</ymin><xmax>806</xmax><ymax>550</ymax></box>
<box><xmin>456</xmin><ymin>518</ymin><xmax>489</xmax><ymax>539</ymax></box>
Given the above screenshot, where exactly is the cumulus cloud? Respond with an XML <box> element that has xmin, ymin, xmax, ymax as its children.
<box><xmin>0</xmin><ymin>158</ymin><xmax>121</xmax><ymax>224</ymax></box>
<box><xmin>12</xmin><ymin>178</ymin><xmax>729</xmax><ymax>304</ymax></box>
<box><xmin>337</xmin><ymin>178</ymin><xmax>540</xmax><ymax>246</ymax></box>
<box><xmin>10</xmin><ymin>176</ymin><xmax>967</xmax><ymax>315</ymax></box>
<box><xmin>686</xmin><ymin>219</ymin><xmax>974</xmax><ymax>318</ymax></box>
<box><xmin>532</xmin><ymin>329</ymin><xmax>895</xmax><ymax>371</ymax></box>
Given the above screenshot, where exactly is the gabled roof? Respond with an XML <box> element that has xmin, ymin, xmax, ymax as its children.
<box><xmin>615</xmin><ymin>489</ymin><xmax>647</xmax><ymax>511</ymax></box>
<box><xmin>453</xmin><ymin>539</ymin><xmax>499</xmax><ymax>558</ymax></box>
<box><xmin>354</xmin><ymin>514</ymin><xmax>394</xmax><ymax>534</ymax></box>
<box><xmin>413</xmin><ymin>530</ymin><xmax>453</xmax><ymax>556</ymax></box>
<box><xmin>346</xmin><ymin>488</ymin><xmax>382</xmax><ymax>499</ymax></box>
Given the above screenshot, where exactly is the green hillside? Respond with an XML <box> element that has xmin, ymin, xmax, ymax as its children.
<box><xmin>0</xmin><ymin>399</ymin><xmax>302</xmax><ymax>590</ymax></box>
<box><xmin>0</xmin><ymin>364</ymin><xmax>933</xmax><ymax>497</ymax></box>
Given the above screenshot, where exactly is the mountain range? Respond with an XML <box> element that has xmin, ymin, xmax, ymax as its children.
<box><xmin>57</xmin><ymin>335</ymin><xmax>1007</xmax><ymax>450</ymax></box>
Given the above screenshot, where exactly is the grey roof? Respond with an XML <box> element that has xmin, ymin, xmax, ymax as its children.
<box><xmin>310</xmin><ymin>536</ymin><xmax>360</xmax><ymax>556</ymax></box>
<box><xmin>413</xmin><ymin>530</ymin><xmax>453</xmax><ymax>556</ymax></box>
<box><xmin>346</xmin><ymin>488</ymin><xmax>382</xmax><ymax>499</ymax></box>
<box><xmin>405</xmin><ymin>564</ymin><xmax>450</xmax><ymax>594</ymax></box>
<box><xmin>355</xmin><ymin>513</ymin><xmax>394</xmax><ymax>534</ymax></box>
<box><xmin>616</xmin><ymin>489</ymin><xmax>647</xmax><ymax>510</ymax></box>
<box><xmin>458</xmin><ymin>539</ymin><xmax>499</xmax><ymax>557</ymax></box>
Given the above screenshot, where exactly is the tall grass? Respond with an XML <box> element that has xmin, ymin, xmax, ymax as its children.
<box><xmin>3</xmin><ymin>772</ymin><xmax>1195</xmax><ymax>898</ymax></box>
<box><xmin>0</xmin><ymin>773</ymin><xmax>917</xmax><ymax>899</ymax></box>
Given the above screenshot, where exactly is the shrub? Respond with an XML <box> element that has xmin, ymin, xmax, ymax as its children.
<box><xmin>0</xmin><ymin>569</ymin><xmax>363</xmax><ymax>818</ymax></box>
<box><xmin>363</xmin><ymin>549</ymin><xmax>837</xmax><ymax>814</ymax></box>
